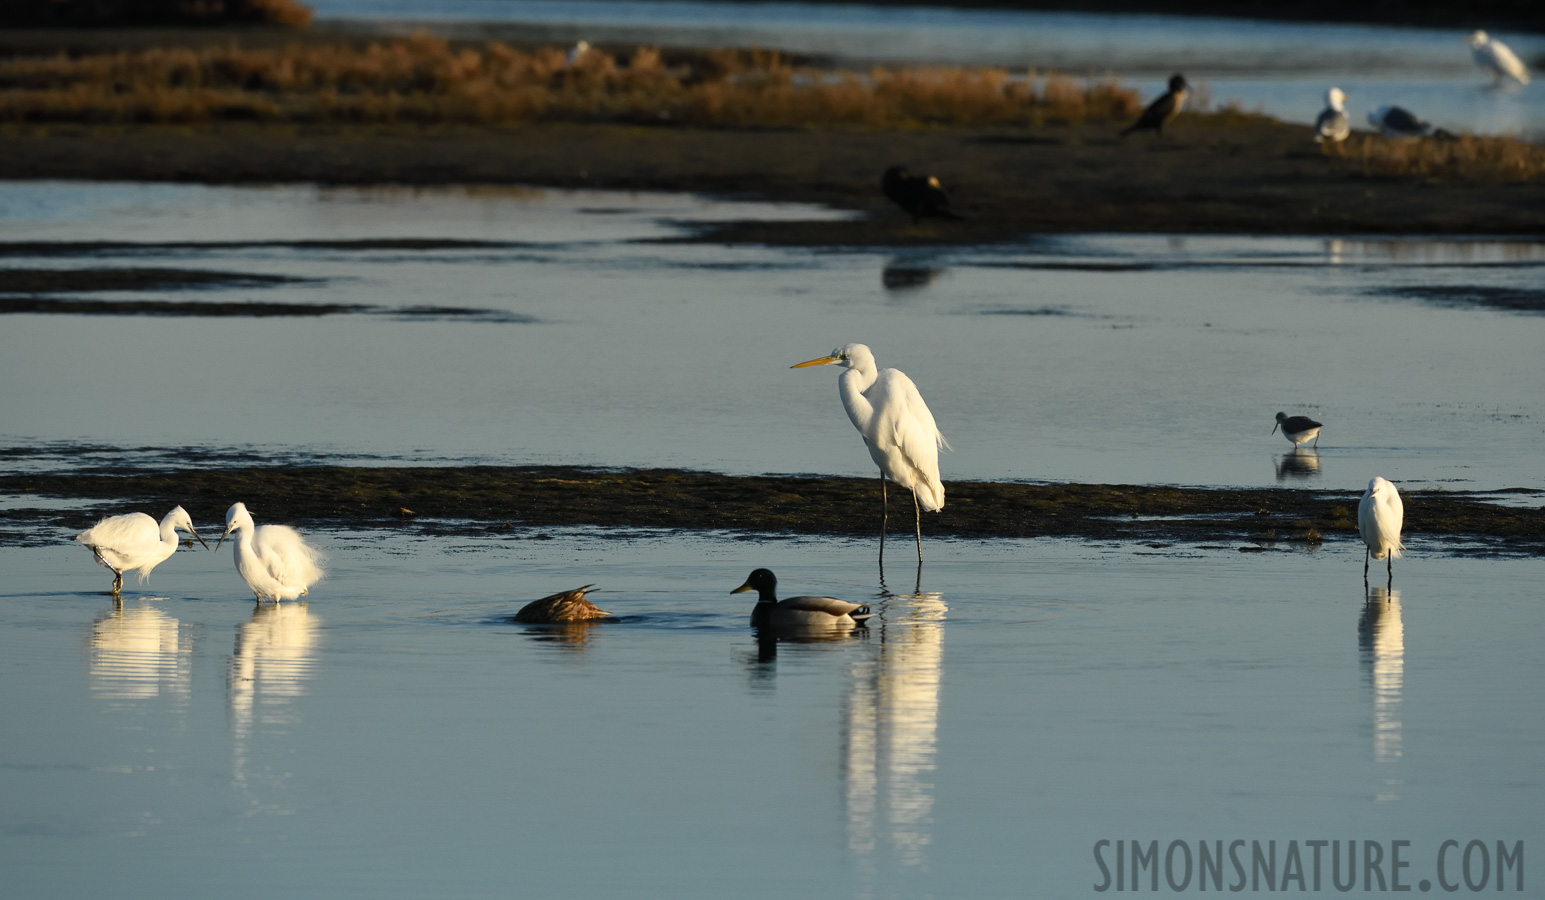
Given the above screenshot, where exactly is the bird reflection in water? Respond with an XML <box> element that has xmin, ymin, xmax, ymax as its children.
<box><xmin>89</xmin><ymin>599</ymin><xmax>192</xmax><ymax>704</ymax></box>
<box><xmin>229</xmin><ymin>602</ymin><xmax>319</xmax><ymax>739</ymax></box>
<box><xmin>519</xmin><ymin>620</ymin><xmax>610</xmax><ymax>651</ymax></box>
<box><xmin>845</xmin><ymin>588</ymin><xmax>946</xmax><ymax>875</ymax></box>
<box><xmin>1358</xmin><ymin>585</ymin><xmax>1404</xmax><ymax>801</ymax></box>
<box><xmin>881</xmin><ymin>261</ymin><xmax>945</xmax><ymax>293</ymax></box>
<box><xmin>1275</xmin><ymin>448</ymin><xmax>1322</xmax><ymax>481</ymax></box>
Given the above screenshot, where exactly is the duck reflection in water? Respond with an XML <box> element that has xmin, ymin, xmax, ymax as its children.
<box><xmin>1359</xmin><ymin>586</ymin><xmax>1404</xmax><ymax>799</ymax></box>
<box><xmin>1275</xmin><ymin>448</ymin><xmax>1321</xmax><ymax>481</ymax></box>
<box><xmin>882</xmin><ymin>261</ymin><xmax>945</xmax><ymax>293</ymax></box>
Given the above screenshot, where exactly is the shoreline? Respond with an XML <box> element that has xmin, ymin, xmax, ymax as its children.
<box><xmin>4</xmin><ymin>464</ymin><xmax>1541</xmax><ymax>553</ymax></box>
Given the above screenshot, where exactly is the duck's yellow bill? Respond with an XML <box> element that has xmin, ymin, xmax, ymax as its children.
<box><xmin>731</xmin><ymin>581</ymin><xmax>754</xmax><ymax>594</ymax></box>
<box><xmin>791</xmin><ymin>355</ymin><xmax>838</xmax><ymax>369</ymax></box>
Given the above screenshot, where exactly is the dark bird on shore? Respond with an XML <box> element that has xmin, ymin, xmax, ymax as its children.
<box><xmin>1367</xmin><ymin>105</ymin><xmax>1454</xmax><ymax>139</ymax></box>
<box><xmin>882</xmin><ymin>166</ymin><xmax>961</xmax><ymax>224</ymax></box>
<box><xmin>1272</xmin><ymin>411</ymin><xmax>1323</xmax><ymax>449</ymax></box>
<box><xmin>1121</xmin><ymin>73</ymin><xmax>1188</xmax><ymax>137</ymax></box>
<box><xmin>514</xmin><ymin>585</ymin><xmax>610</xmax><ymax>623</ymax></box>
<box><xmin>1314</xmin><ymin>87</ymin><xmax>1351</xmax><ymax>145</ymax></box>
<box><xmin>732</xmin><ymin>569</ymin><xmax>872</xmax><ymax>629</ymax></box>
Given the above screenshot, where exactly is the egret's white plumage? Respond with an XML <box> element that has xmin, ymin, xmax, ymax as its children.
<box><xmin>732</xmin><ymin>568</ymin><xmax>871</xmax><ymax>629</ymax></box>
<box><xmin>792</xmin><ymin>343</ymin><xmax>949</xmax><ymax>560</ymax></box>
<box><xmin>1358</xmin><ymin>477</ymin><xmax>1405</xmax><ymax>580</ymax></box>
<box><xmin>75</xmin><ymin>506</ymin><xmax>207</xmax><ymax>593</ymax></box>
<box><xmin>1315</xmin><ymin>88</ymin><xmax>1350</xmax><ymax>144</ymax></box>
<box><xmin>1468</xmin><ymin>31</ymin><xmax>1530</xmax><ymax>86</ymax></box>
<box><xmin>216</xmin><ymin>502</ymin><xmax>324</xmax><ymax>602</ymax></box>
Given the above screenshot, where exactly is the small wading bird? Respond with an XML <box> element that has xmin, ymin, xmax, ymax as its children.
<box><xmin>1121</xmin><ymin>73</ymin><xmax>1188</xmax><ymax>137</ymax></box>
<box><xmin>1358</xmin><ymin>477</ymin><xmax>1405</xmax><ymax>581</ymax></box>
<box><xmin>217</xmin><ymin>502</ymin><xmax>325</xmax><ymax>602</ymax></box>
<box><xmin>1272</xmin><ymin>411</ymin><xmax>1323</xmax><ymax>449</ymax></box>
<box><xmin>792</xmin><ymin>343</ymin><xmax>949</xmax><ymax>563</ymax></box>
<box><xmin>75</xmin><ymin>506</ymin><xmax>208</xmax><ymax>593</ymax></box>
<box><xmin>513</xmin><ymin>585</ymin><xmax>610</xmax><ymax>624</ymax></box>
<box><xmin>881</xmin><ymin>166</ymin><xmax>962</xmax><ymax>224</ymax></box>
<box><xmin>732</xmin><ymin>569</ymin><xmax>872</xmax><ymax>629</ymax></box>
<box><xmin>1315</xmin><ymin>87</ymin><xmax>1351</xmax><ymax>146</ymax></box>
<box><xmin>1467</xmin><ymin>30</ymin><xmax>1530</xmax><ymax>87</ymax></box>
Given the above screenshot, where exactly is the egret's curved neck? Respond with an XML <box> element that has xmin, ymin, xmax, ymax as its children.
<box><xmin>158</xmin><ymin>518</ymin><xmax>181</xmax><ymax>546</ymax></box>
<box><xmin>838</xmin><ymin>363</ymin><xmax>878</xmax><ymax>435</ymax></box>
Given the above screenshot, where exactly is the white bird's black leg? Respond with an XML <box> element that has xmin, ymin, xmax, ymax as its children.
<box><xmin>913</xmin><ymin>487</ymin><xmax>923</xmax><ymax>563</ymax></box>
<box><xmin>879</xmin><ymin>474</ymin><xmax>888</xmax><ymax>563</ymax></box>
<box><xmin>1363</xmin><ymin>548</ymin><xmax>1370</xmax><ymax>582</ymax></box>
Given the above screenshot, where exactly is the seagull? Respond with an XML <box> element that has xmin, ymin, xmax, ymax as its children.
<box><xmin>1272</xmin><ymin>412</ymin><xmax>1323</xmax><ymax>449</ymax></box>
<box><xmin>1315</xmin><ymin>87</ymin><xmax>1351</xmax><ymax>144</ymax></box>
<box><xmin>75</xmin><ymin>506</ymin><xmax>208</xmax><ymax>593</ymax></box>
<box><xmin>1467</xmin><ymin>31</ymin><xmax>1530</xmax><ymax>86</ymax></box>
<box><xmin>1358</xmin><ymin>477</ymin><xmax>1405</xmax><ymax>582</ymax></box>
<box><xmin>1121</xmin><ymin>73</ymin><xmax>1188</xmax><ymax>137</ymax></box>
<box><xmin>1368</xmin><ymin>105</ymin><xmax>1437</xmax><ymax>138</ymax></box>
<box><xmin>881</xmin><ymin>166</ymin><xmax>961</xmax><ymax>224</ymax></box>
<box><xmin>731</xmin><ymin>569</ymin><xmax>872</xmax><ymax>629</ymax></box>
<box><xmin>513</xmin><ymin>585</ymin><xmax>610</xmax><ymax>623</ymax></box>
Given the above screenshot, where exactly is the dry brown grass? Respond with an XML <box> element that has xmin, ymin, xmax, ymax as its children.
<box><xmin>1344</xmin><ymin>132</ymin><xmax>1545</xmax><ymax>182</ymax></box>
<box><xmin>0</xmin><ymin>36</ymin><xmax>1140</xmax><ymax>128</ymax></box>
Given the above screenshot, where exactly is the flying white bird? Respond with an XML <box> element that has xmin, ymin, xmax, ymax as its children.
<box><xmin>1315</xmin><ymin>88</ymin><xmax>1350</xmax><ymax>144</ymax></box>
<box><xmin>216</xmin><ymin>502</ymin><xmax>325</xmax><ymax>602</ymax></box>
<box><xmin>1468</xmin><ymin>30</ymin><xmax>1530</xmax><ymax>86</ymax></box>
<box><xmin>1358</xmin><ymin>477</ymin><xmax>1405</xmax><ymax>581</ymax></box>
<box><xmin>792</xmin><ymin>343</ymin><xmax>949</xmax><ymax>562</ymax></box>
<box><xmin>75</xmin><ymin>506</ymin><xmax>208</xmax><ymax>593</ymax></box>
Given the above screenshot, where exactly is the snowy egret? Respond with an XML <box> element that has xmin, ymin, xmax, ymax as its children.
<box><xmin>566</xmin><ymin>40</ymin><xmax>592</xmax><ymax>66</ymax></box>
<box><xmin>1358</xmin><ymin>477</ymin><xmax>1405</xmax><ymax>581</ymax></box>
<box><xmin>1121</xmin><ymin>73</ymin><xmax>1188</xmax><ymax>137</ymax></box>
<box><xmin>792</xmin><ymin>343</ymin><xmax>950</xmax><ymax>562</ymax></box>
<box><xmin>881</xmin><ymin>166</ymin><xmax>961</xmax><ymax>224</ymax></box>
<box><xmin>75</xmin><ymin>506</ymin><xmax>208</xmax><ymax>593</ymax></box>
<box><xmin>513</xmin><ymin>585</ymin><xmax>610</xmax><ymax>623</ymax></box>
<box><xmin>1272</xmin><ymin>412</ymin><xmax>1323</xmax><ymax>448</ymax></box>
<box><xmin>215</xmin><ymin>502</ymin><xmax>324</xmax><ymax>602</ymax></box>
<box><xmin>1315</xmin><ymin>88</ymin><xmax>1350</xmax><ymax>145</ymax></box>
<box><xmin>732</xmin><ymin>569</ymin><xmax>871</xmax><ymax>629</ymax></box>
<box><xmin>1467</xmin><ymin>31</ymin><xmax>1530</xmax><ymax>86</ymax></box>
<box><xmin>1368</xmin><ymin>105</ymin><xmax>1440</xmax><ymax>138</ymax></box>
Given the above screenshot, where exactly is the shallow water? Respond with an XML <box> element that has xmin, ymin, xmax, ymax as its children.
<box><xmin>2</xmin><ymin>531</ymin><xmax>1541</xmax><ymax>898</ymax></box>
<box><xmin>2</xmin><ymin>181</ymin><xmax>1542</xmax><ymax>493</ymax></box>
<box><xmin>310</xmin><ymin>0</ymin><xmax>1545</xmax><ymax>138</ymax></box>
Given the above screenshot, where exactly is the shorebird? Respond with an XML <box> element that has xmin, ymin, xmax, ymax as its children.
<box><xmin>1467</xmin><ymin>30</ymin><xmax>1530</xmax><ymax>86</ymax></box>
<box><xmin>1272</xmin><ymin>412</ymin><xmax>1323</xmax><ymax>449</ymax></box>
<box><xmin>881</xmin><ymin>166</ymin><xmax>961</xmax><ymax>224</ymax></box>
<box><xmin>792</xmin><ymin>343</ymin><xmax>949</xmax><ymax>562</ymax></box>
<box><xmin>1315</xmin><ymin>87</ymin><xmax>1351</xmax><ymax>145</ymax></box>
<box><xmin>1358</xmin><ymin>477</ymin><xmax>1405</xmax><ymax>581</ymax></box>
<box><xmin>513</xmin><ymin>585</ymin><xmax>610</xmax><ymax>623</ymax></box>
<box><xmin>76</xmin><ymin>506</ymin><xmax>208</xmax><ymax>593</ymax></box>
<box><xmin>1121</xmin><ymin>73</ymin><xmax>1188</xmax><ymax>137</ymax></box>
<box><xmin>1368</xmin><ymin>105</ymin><xmax>1441</xmax><ymax>138</ymax></box>
<box><xmin>732</xmin><ymin>569</ymin><xmax>872</xmax><ymax>629</ymax></box>
<box><xmin>216</xmin><ymin>502</ymin><xmax>325</xmax><ymax>602</ymax></box>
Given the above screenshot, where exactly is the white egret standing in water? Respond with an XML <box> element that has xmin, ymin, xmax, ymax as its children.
<box><xmin>216</xmin><ymin>502</ymin><xmax>325</xmax><ymax>602</ymax></box>
<box><xmin>792</xmin><ymin>343</ymin><xmax>949</xmax><ymax>562</ymax></box>
<box><xmin>1358</xmin><ymin>477</ymin><xmax>1405</xmax><ymax>582</ymax></box>
<box><xmin>1467</xmin><ymin>31</ymin><xmax>1530</xmax><ymax>86</ymax></box>
<box><xmin>75</xmin><ymin>506</ymin><xmax>208</xmax><ymax>593</ymax></box>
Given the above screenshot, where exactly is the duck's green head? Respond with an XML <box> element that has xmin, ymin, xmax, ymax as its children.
<box><xmin>732</xmin><ymin>568</ymin><xmax>777</xmax><ymax>600</ymax></box>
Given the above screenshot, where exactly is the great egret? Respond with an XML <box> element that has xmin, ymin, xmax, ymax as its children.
<box><xmin>513</xmin><ymin>585</ymin><xmax>610</xmax><ymax>623</ymax></box>
<box><xmin>881</xmin><ymin>166</ymin><xmax>961</xmax><ymax>224</ymax></box>
<box><xmin>1368</xmin><ymin>105</ymin><xmax>1439</xmax><ymax>138</ymax></box>
<box><xmin>216</xmin><ymin>502</ymin><xmax>324</xmax><ymax>602</ymax></box>
<box><xmin>792</xmin><ymin>343</ymin><xmax>949</xmax><ymax>561</ymax></box>
<box><xmin>1272</xmin><ymin>411</ymin><xmax>1323</xmax><ymax>448</ymax></box>
<box><xmin>1467</xmin><ymin>31</ymin><xmax>1530</xmax><ymax>86</ymax></box>
<box><xmin>75</xmin><ymin>506</ymin><xmax>208</xmax><ymax>593</ymax></box>
<box><xmin>732</xmin><ymin>568</ymin><xmax>871</xmax><ymax>629</ymax></box>
<box><xmin>1121</xmin><ymin>73</ymin><xmax>1188</xmax><ymax>137</ymax></box>
<box><xmin>1358</xmin><ymin>477</ymin><xmax>1405</xmax><ymax>581</ymax></box>
<box><xmin>1315</xmin><ymin>88</ymin><xmax>1351</xmax><ymax>145</ymax></box>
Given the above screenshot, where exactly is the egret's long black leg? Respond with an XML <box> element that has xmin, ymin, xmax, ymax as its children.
<box><xmin>879</xmin><ymin>474</ymin><xmax>888</xmax><ymax>564</ymax></box>
<box><xmin>913</xmin><ymin>487</ymin><xmax>923</xmax><ymax>564</ymax></box>
<box><xmin>1363</xmin><ymin>548</ymin><xmax>1370</xmax><ymax>582</ymax></box>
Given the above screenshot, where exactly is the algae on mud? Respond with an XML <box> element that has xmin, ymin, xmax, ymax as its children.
<box><xmin>2</xmin><ymin>465</ymin><xmax>1540</xmax><ymax>553</ymax></box>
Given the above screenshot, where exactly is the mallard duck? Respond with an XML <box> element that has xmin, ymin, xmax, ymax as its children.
<box><xmin>76</xmin><ymin>505</ymin><xmax>208</xmax><ymax>593</ymax></box>
<box><xmin>514</xmin><ymin>585</ymin><xmax>610</xmax><ymax>623</ymax></box>
<box><xmin>881</xmin><ymin>166</ymin><xmax>962</xmax><ymax>224</ymax></box>
<box><xmin>731</xmin><ymin>569</ymin><xmax>872</xmax><ymax>629</ymax></box>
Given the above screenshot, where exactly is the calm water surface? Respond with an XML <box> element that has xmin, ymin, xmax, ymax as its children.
<box><xmin>310</xmin><ymin>0</ymin><xmax>1545</xmax><ymax>138</ymax></box>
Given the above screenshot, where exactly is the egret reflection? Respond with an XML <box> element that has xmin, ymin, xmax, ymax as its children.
<box><xmin>89</xmin><ymin>599</ymin><xmax>192</xmax><ymax>703</ymax></box>
<box><xmin>1359</xmin><ymin>586</ymin><xmax>1404</xmax><ymax>800</ymax></box>
<box><xmin>845</xmin><ymin>589</ymin><xmax>946</xmax><ymax>873</ymax></box>
<box><xmin>229</xmin><ymin>601</ymin><xmax>319</xmax><ymax>738</ymax></box>
<box><xmin>1275</xmin><ymin>448</ymin><xmax>1321</xmax><ymax>481</ymax></box>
